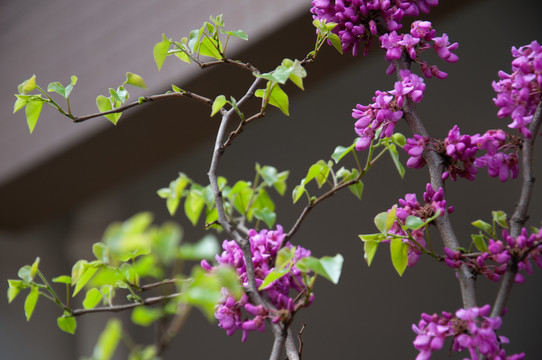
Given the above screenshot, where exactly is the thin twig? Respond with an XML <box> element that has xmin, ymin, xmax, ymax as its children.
<box><xmin>71</xmin><ymin>91</ymin><xmax>213</xmax><ymax>123</ymax></box>
<box><xmin>71</xmin><ymin>293</ymin><xmax>180</xmax><ymax>316</ymax></box>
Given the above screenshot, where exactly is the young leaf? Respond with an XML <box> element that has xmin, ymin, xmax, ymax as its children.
<box><xmin>390</xmin><ymin>238</ymin><xmax>408</xmax><ymax>276</ymax></box>
<box><xmin>472</xmin><ymin>234</ymin><xmax>489</xmax><ymax>253</ymax></box>
<box><xmin>7</xmin><ymin>280</ymin><xmax>24</xmax><ymax>303</ymax></box>
<box><xmin>348</xmin><ymin>181</ymin><xmax>364</xmax><ymax>200</ymax></box>
<box><xmin>363</xmin><ymin>240</ymin><xmax>379</xmax><ymax>266</ymax></box>
<box><xmin>47</xmin><ymin>82</ymin><xmax>67</xmax><ymax>98</ymax></box>
<box><xmin>255</xmin><ymin>83</ymin><xmax>289</xmax><ymax>116</ymax></box>
<box><xmin>471</xmin><ymin>220</ymin><xmax>492</xmax><ymax>234</ymax></box>
<box><xmin>25</xmin><ymin>100</ymin><xmax>44</xmax><ymax>134</ymax></box>
<box><xmin>387</xmin><ymin>143</ymin><xmax>405</xmax><ymax>179</ymax></box>
<box><xmin>57</xmin><ymin>313</ymin><xmax>77</xmax><ymax>334</ymax></box>
<box><xmin>331</xmin><ymin>142</ymin><xmax>356</xmax><ymax>164</ymax></box>
<box><xmin>124</xmin><ymin>72</ymin><xmax>147</xmax><ymax>89</ymax></box>
<box><xmin>258</xmin><ymin>266</ymin><xmax>291</xmax><ymax>290</ymax></box>
<box><xmin>492</xmin><ymin>210</ymin><xmax>508</xmax><ymax>229</ymax></box>
<box><xmin>96</xmin><ymin>95</ymin><xmax>121</xmax><ymax>125</ymax></box>
<box><xmin>253</xmin><ymin>207</ymin><xmax>276</xmax><ymax>228</ymax></box>
<box><xmin>18</xmin><ymin>75</ymin><xmax>37</xmax><ymax>94</ymax></box>
<box><xmin>52</xmin><ymin>275</ymin><xmax>72</xmax><ymax>284</ymax></box>
<box><xmin>153</xmin><ymin>34</ymin><xmax>171</xmax><ymax>71</ymax></box>
<box><xmin>184</xmin><ymin>189</ymin><xmax>205</xmax><ymax>226</ymax></box>
<box><xmin>220</xmin><ymin>29</ymin><xmax>248</xmax><ymax>41</ymax></box>
<box><xmin>385</xmin><ymin>205</ymin><xmax>397</xmax><ymax>233</ymax></box>
<box><xmin>374</xmin><ymin>212</ymin><xmax>389</xmax><ymax>234</ymax></box>
<box><xmin>18</xmin><ymin>265</ymin><xmax>33</xmax><ymax>282</ymax></box>
<box><xmin>131</xmin><ymin>306</ymin><xmax>163</xmax><ymax>327</ymax></box>
<box><xmin>404</xmin><ymin>216</ymin><xmax>425</xmax><ymax>230</ymax></box>
<box><xmin>24</xmin><ymin>286</ymin><xmax>39</xmax><ymax>321</ymax></box>
<box><xmin>178</xmin><ymin>234</ymin><xmax>219</xmax><ymax>260</ymax></box>
<box><xmin>296</xmin><ymin>254</ymin><xmax>344</xmax><ymax>284</ymax></box>
<box><xmin>73</xmin><ymin>265</ymin><xmax>99</xmax><ymax>297</ymax></box>
<box><xmin>292</xmin><ymin>182</ymin><xmax>307</xmax><ymax>204</ymax></box>
<box><xmin>211</xmin><ymin>95</ymin><xmax>227</xmax><ymax>116</ymax></box>
<box><xmin>327</xmin><ymin>32</ymin><xmax>343</xmax><ymax>54</ymax></box>
<box><xmin>92</xmin><ymin>318</ymin><xmax>122</xmax><ymax>360</ymax></box>
<box><xmin>83</xmin><ymin>288</ymin><xmax>102</xmax><ymax>309</ymax></box>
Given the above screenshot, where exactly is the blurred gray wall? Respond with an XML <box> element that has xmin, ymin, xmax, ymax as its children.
<box><xmin>1</xmin><ymin>0</ymin><xmax>542</xmax><ymax>359</ymax></box>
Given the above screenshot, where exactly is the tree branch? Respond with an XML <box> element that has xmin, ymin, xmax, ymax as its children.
<box><xmin>71</xmin><ymin>91</ymin><xmax>213</xmax><ymax>123</ymax></box>
<box><xmin>395</xmin><ymin>57</ymin><xmax>478</xmax><ymax>308</ymax></box>
<box><xmin>71</xmin><ymin>293</ymin><xmax>180</xmax><ymax>316</ymax></box>
<box><xmin>490</xmin><ymin>99</ymin><xmax>542</xmax><ymax>318</ymax></box>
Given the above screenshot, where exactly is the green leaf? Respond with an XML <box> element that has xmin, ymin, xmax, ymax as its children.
<box><xmin>18</xmin><ymin>75</ymin><xmax>37</xmax><ymax>94</ymax></box>
<box><xmin>472</xmin><ymin>234</ymin><xmax>489</xmax><ymax>253</ymax></box>
<box><xmin>363</xmin><ymin>240</ymin><xmax>379</xmax><ymax>266</ymax></box>
<box><xmin>93</xmin><ymin>242</ymin><xmax>110</xmax><ymax>264</ymax></box>
<box><xmin>131</xmin><ymin>306</ymin><xmax>163</xmax><ymax>327</ymax></box>
<box><xmin>390</xmin><ymin>238</ymin><xmax>408</xmax><ymax>276</ymax></box>
<box><xmin>18</xmin><ymin>265</ymin><xmax>33</xmax><ymax>282</ymax></box>
<box><xmin>385</xmin><ymin>205</ymin><xmax>397</xmax><ymax>233</ymax></box>
<box><xmin>296</xmin><ymin>254</ymin><xmax>344</xmax><ymax>284</ymax></box>
<box><xmin>387</xmin><ymin>143</ymin><xmax>405</xmax><ymax>179</ymax></box>
<box><xmin>96</xmin><ymin>95</ymin><xmax>121</xmax><ymax>125</ymax></box>
<box><xmin>184</xmin><ymin>189</ymin><xmax>205</xmax><ymax>226</ymax></box>
<box><xmin>305</xmin><ymin>160</ymin><xmax>330</xmax><ymax>188</ymax></box>
<box><xmin>258</xmin><ymin>266</ymin><xmax>291</xmax><ymax>290</ymax></box>
<box><xmin>327</xmin><ymin>33</ymin><xmax>343</xmax><ymax>54</ymax></box>
<box><xmin>374</xmin><ymin>212</ymin><xmax>388</xmax><ymax>234</ymax></box>
<box><xmin>13</xmin><ymin>95</ymin><xmax>28</xmax><ymax>114</ymax></box>
<box><xmin>73</xmin><ymin>265</ymin><xmax>99</xmax><ymax>297</ymax></box>
<box><xmin>359</xmin><ymin>233</ymin><xmax>387</xmax><ymax>242</ymax></box>
<box><xmin>392</xmin><ymin>133</ymin><xmax>407</xmax><ymax>147</ymax></box>
<box><xmin>52</xmin><ymin>275</ymin><xmax>72</xmax><ymax>284</ymax></box>
<box><xmin>124</xmin><ymin>72</ymin><xmax>147</xmax><ymax>89</ymax></box>
<box><xmin>25</xmin><ymin>100</ymin><xmax>44</xmax><ymax>134</ymax></box>
<box><xmin>211</xmin><ymin>95</ymin><xmax>227</xmax><ymax>116</ymax></box>
<box><xmin>57</xmin><ymin>313</ymin><xmax>77</xmax><ymax>334</ymax></box>
<box><xmin>24</xmin><ymin>286</ymin><xmax>39</xmax><ymax>321</ymax></box>
<box><xmin>47</xmin><ymin>82</ymin><xmax>66</xmax><ymax>97</ymax></box>
<box><xmin>404</xmin><ymin>216</ymin><xmax>425</xmax><ymax>230</ymax></box>
<box><xmin>83</xmin><ymin>288</ymin><xmax>102</xmax><ymax>309</ymax></box>
<box><xmin>29</xmin><ymin>257</ymin><xmax>40</xmax><ymax>278</ymax></box>
<box><xmin>92</xmin><ymin>318</ymin><xmax>122</xmax><ymax>360</ymax></box>
<box><xmin>253</xmin><ymin>208</ymin><xmax>276</xmax><ymax>228</ymax></box>
<box><xmin>292</xmin><ymin>182</ymin><xmax>307</xmax><ymax>204</ymax></box>
<box><xmin>7</xmin><ymin>280</ymin><xmax>24</xmax><ymax>303</ymax></box>
<box><xmin>348</xmin><ymin>180</ymin><xmax>364</xmax><ymax>200</ymax></box>
<box><xmin>197</xmin><ymin>36</ymin><xmax>222</xmax><ymax>60</ymax></box>
<box><xmin>471</xmin><ymin>220</ymin><xmax>492</xmax><ymax>234</ymax></box>
<box><xmin>153</xmin><ymin>34</ymin><xmax>171</xmax><ymax>71</ymax></box>
<box><xmin>178</xmin><ymin>234</ymin><xmax>219</xmax><ymax>260</ymax></box>
<box><xmin>331</xmin><ymin>142</ymin><xmax>356</xmax><ymax>164</ymax></box>
<box><xmin>255</xmin><ymin>83</ymin><xmax>289</xmax><ymax>116</ymax></box>
<box><xmin>492</xmin><ymin>210</ymin><xmax>508</xmax><ymax>229</ymax></box>
<box><xmin>220</xmin><ymin>29</ymin><xmax>248</xmax><ymax>41</ymax></box>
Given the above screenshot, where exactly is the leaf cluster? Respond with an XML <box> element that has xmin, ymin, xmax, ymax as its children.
<box><xmin>157</xmin><ymin>164</ymin><xmax>288</xmax><ymax>229</ymax></box>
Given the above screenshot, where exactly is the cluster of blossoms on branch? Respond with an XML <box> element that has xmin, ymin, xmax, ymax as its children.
<box><xmin>493</xmin><ymin>40</ymin><xmax>542</xmax><ymax>138</ymax></box>
<box><xmin>310</xmin><ymin>0</ymin><xmax>439</xmax><ymax>56</ymax></box>
<box><xmin>412</xmin><ymin>305</ymin><xmax>525</xmax><ymax>360</ymax></box>
<box><xmin>202</xmin><ymin>226</ymin><xmax>312</xmax><ymax>342</ymax></box>
<box><xmin>403</xmin><ymin>127</ymin><xmax>521</xmax><ymax>182</ymax></box>
<box><xmin>353</xmin><ymin>69</ymin><xmax>425</xmax><ymax>150</ymax></box>
<box><xmin>444</xmin><ymin>227</ymin><xmax>542</xmax><ymax>283</ymax></box>
<box><xmin>387</xmin><ymin>183</ymin><xmax>451</xmax><ymax>266</ymax></box>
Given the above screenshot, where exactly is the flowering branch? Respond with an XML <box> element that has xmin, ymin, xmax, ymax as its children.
<box><xmin>490</xmin><ymin>100</ymin><xmax>542</xmax><ymax>318</ymax></box>
<box><xmin>395</xmin><ymin>57</ymin><xmax>478</xmax><ymax>309</ymax></box>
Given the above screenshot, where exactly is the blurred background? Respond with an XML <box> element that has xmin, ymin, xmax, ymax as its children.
<box><xmin>1</xmin><ymin>0</ymin><xmax>541</xmax><ymax>358</ymax></box>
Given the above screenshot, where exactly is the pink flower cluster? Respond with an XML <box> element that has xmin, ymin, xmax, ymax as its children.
<box><xmin>412</xmin><ymin>305</ymin><xmax>525</xmax><ymax>360</ymax></box>
<box><xmin>444</xmin><ymin>227</ymin><xmax>542</xmax><ymax>283</ymax></box>
<box><xmin>201</xmin><ymin>226</ymin><xmax>312</xmax><ymax>342</ymax></box>
<box><xmin>493</xmin><ymin>41</ymin><xmax>542</xmax><ymax>138</ymax></box>
<box><xmin>403</xmin><ymin>127</ymin><xmax>520</xmax><ymax>182</ymax></box>
<box><xmin>381</xmin><ymin>20</ymin><xmax>458</xmax><ymax>78</ymax></box>
<box><xmin>386</xmin><ymin>183</ymin><xmax>451</xmax><ymax>267</ymax></box>
<box><xmin>353</xmin><ymin>69</ymin><xmax>425</xmax><ymax>150</ymax></box>
<box><xmin>310</xmin><ymin>0</ymin><xmax>439</xmax><ymax>56</ymax></box>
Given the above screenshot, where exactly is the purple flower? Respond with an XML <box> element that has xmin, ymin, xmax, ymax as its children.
<box><xmin>204</xmin><ymin>225</ymin><xmax>312</xmax><ymax>341</ymax></box>
<box><xmin>493</xmin><ymin>41</ymin><xmax>542</xmax><ymax>138</ymax></box>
